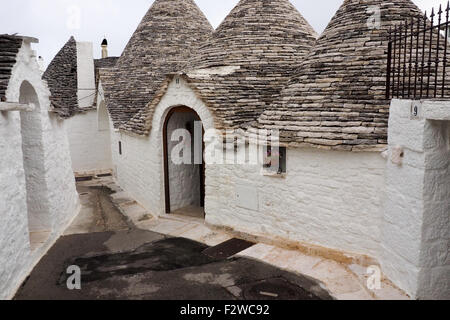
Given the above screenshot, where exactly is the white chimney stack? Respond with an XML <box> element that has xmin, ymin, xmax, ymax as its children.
<box><xmin>101</xmin><ymin>38</ymin><xmax>108</xmax><ymax>59</ymax></box>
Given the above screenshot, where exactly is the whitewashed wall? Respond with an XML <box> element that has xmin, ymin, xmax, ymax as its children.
<box><xmin>76</xmin><ymin>42</ymin><xmax>95</xmax><ymax>109</ymax></box>
<box><xmin>382</xmin><ymin>99</ymin><xmax>450</xmax><ymax>299</ymax></box>
<box><xmin>65</xmin><ymin>108</ymin><xmax>113</xmax><ymax>174</ymax></box>
<box><xmin>0</xmin><ymin>40</ymin><xmax>80</xmax><ymax>299</ymax></box>
<box><xmin>19</xmin><ymin>81</ymin><xmax>51</xmax><ymax>232</ymax></box>
<box><xmin>206</xmin><ymin>147</ymin><xmax>386</xmax><ymax>258</ymax></box>
<box><xmin>64</xmin><ymin>41</ymin><xmax>113</xmax><ymax>175</ymax></box>
<box><xmin>420</xmin><ymin>119</ymin><xmax>450</xmax><ymax>299</ymax></box>
<box><xmin>0</xmin><ymin>80</ymin><xmax>29</xmax><ymax>301</ymax></box>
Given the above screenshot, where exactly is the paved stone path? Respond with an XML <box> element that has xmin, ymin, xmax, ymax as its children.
<box><xmin>14</xmin><ymin>178</ymin><xmax>332</xmax><ymax>300</ymax></box>
<box><xmin>15</xmin><ymin>176</ymin><xmax>409</xmax><ymax>300</ymax></box>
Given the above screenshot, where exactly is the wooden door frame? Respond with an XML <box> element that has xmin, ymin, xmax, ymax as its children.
<box><xmin>163</xmin><ymin>106</ymin><xmax>205</xmax><ymax>214</ymax></box>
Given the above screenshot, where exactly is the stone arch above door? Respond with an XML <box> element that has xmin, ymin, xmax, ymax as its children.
<box><xmin>151</xmin><ymin>77</ymin><xmax>217</xmax><ymax>137</ymax></box>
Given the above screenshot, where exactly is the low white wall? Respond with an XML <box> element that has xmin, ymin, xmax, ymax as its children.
<box><xmin>111</xmin><ymin>131</ymin><xmax>162</xmax><ymax>214</ymax></box>
<box><xmin>382</xmin><ymin>99</ymin><xmax>450</xmax><ymax>299</ymax></box>
<box><xmin>0</xmin><ymin>40</ymin><xmax>80</xmax><ymax>299</ymax></box>
<box><xmin>420</xmin><ymin>119</ymin><xmax>450</xmax><ymax>299</ymax></box>
<box><xmin>65</xmin><ymin>109</ymin><xmax>113</xmax><ymax>174</ymax></box>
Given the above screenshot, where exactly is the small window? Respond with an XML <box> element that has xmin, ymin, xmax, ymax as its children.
<box><xmin>119</xmin><ymin>141</ymin><xmax>122</xmax><ymax>155</ymax></box>
<box><xmin>262</xmin><ymin>146</ymin><xmax>286</xmax><ymax>176</ymax></box>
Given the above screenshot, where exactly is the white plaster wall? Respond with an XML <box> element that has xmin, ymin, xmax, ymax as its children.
<box><xmin>65</xmin><ymin>108</ymin><xmax>113</xmax><ymax>174</ymax></box>
<box><xmin>381</xmin><ymin>99</ymin><xmax>425</xmax><ymax>297</ymax></box>
<box><xmin>205</xmin><ymin>147</ymin><xmax>386</xmax><ymax>258</ymax></box>
<box><xmin>0</xmin><ymin>40</ymin><xmax>80</xmax><ymax>299</ymax></box>
<box><xmin>167</xmin><ymin>111</ymin><xmax>201</xmax><ymax>211</ymax></box>
<box><xmin>19</xmin><ymin>81</ymin><xmax>51</xmax><ymax>232</ymax></box>
<box><xmin>419</xmin><ymin>120</ymin><xmax>450</xmax><ymax>299</ymax></box>
<box><xmin>0</xmin><ymin>85</ymin><xmax>29</xmax><ymax>301</ymax></box>
<box><xmin>382</xmin><ymin>99</ymin><xmax>450</xmax><ymax>299</ymax></box>
<box><xmin>76</xmin><ymin>42</ymin><xmax>95</xmax><ymax>109</ymax></box>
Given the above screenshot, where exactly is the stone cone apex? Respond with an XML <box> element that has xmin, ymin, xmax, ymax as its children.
<box><xmin>105</xmin><ymin>0</ymin><xmax>213</xmax><ymax>129</ymax></box>
<box><xmin>187</xmin><ymin>0</ymin><xmax>317</xmax><ymax>70</ymax></box>
<box><xmin>160</xmin><ymin>0</ymin><xmax>318</xmax><ymax>134</ymax></box>
<box><xmin>43</xmin><ymin>36</ymin><xmax>78</xmax><ymax>118</ymax></box>
<box><xmin>254</xmin><ymin>0</ymin><xmax>424</xmax><ymax>151</ymax></box>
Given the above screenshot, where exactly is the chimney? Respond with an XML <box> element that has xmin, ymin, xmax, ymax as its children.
<box><xmin>101</xmin><ymin>38</ymin><xmax>108</xmax><ymax>58</ymax></box>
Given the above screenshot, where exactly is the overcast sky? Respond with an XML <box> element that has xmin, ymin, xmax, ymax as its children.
<box><xmin>0</xmin><ymin>0</ymin><xmax>443</xmax><ymax>66</ymax></box>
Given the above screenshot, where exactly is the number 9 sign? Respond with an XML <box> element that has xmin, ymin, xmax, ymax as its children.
<box><xmin>411</xmin><ymin>101</ymin><xmax>422</xmax><ymax>119</ymax></box>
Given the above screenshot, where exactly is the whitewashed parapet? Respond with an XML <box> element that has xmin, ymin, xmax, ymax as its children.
<box><xmin>422</xmin><ymin>100</ymin><xmax>450</xmax><ymax>120</ymax></box>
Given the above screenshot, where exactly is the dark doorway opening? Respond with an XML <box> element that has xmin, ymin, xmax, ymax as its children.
<box><xmin>163</xmin><ymin>106</ymin><xmax>205</xmax><ymax>219</ymax></box>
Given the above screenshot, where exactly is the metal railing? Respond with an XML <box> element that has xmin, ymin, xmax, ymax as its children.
<box><xmin>386</xmin><ymin>2</ymin><xmax>450</xmax><ymax>99</ymax></box>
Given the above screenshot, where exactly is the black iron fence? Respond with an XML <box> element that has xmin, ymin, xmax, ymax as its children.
<box><xmin>386</xmin><ymin>2</ymin><xmax>450</xmax><ymax>99</ymax></box>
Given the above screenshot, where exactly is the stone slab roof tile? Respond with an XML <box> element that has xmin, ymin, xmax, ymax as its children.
<box><xmin>0</xmin><ymin>34</ymin><xmax>23</xmax><ymax>101</ymax></box>
<box><xmin>103</xmin><ymin>0</ymin><xmax>214</xmax><ymax>130</ymax></box>
<box><xmin>122</xmin><ymin>0</ymin><xmax>317</xmax><ymax>135</ymax></box>
<box><xmin>94</xmin><ymin>57</ymin><xmax>119</xmax><ymax>106</ymax></box>
<box><xmin>94</xmin><ymin>57</ymin><xmax>119</xmax><ymax>70</ymax></box>
<box><xmin>253</xmin><ymin>0</ymin><xmax>425</xmax><ymax>151</ymax></box>
<box><xmin>43</xmin><ymin>36</ymin><xmax>78</xmax><ymax>118</ymax></box>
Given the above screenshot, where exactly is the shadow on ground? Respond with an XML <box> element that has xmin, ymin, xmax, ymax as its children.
<box><xmin>15</xmin><ymin>230</ymin><xmax>332</xmax><ymax>300</ymax></box>
<box><xmin>14</xmin><ymin>179</ymin><xmax>333</xmax><ymax>300</ymax></box>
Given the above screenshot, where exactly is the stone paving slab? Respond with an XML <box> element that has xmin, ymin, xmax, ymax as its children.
<box><xmin>235</xmin><ymin>243</ymin><xmax>409</xmax><ymax>300</ymax></box>
<box><xmin>175</xmin><ymin>223</ymin><xmax>233</xmax><ymax>246</ymax></box>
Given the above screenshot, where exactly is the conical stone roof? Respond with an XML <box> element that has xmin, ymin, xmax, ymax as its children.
<box><xmin>0</xmin><ymin>35</ymin><xmax>23</xmax><ymax>102</ymax></box>
<box><xmin>187</xmin><ymin>0</ymin><xmax>317</xmax><ymax>70</ymax></box>
<box><xmin>104</xmin><ymin>0</ymin><xmax>214</xmax><ymax>128</ymax></box>
<box><xmin>43</xmin><ymin>36</ymin><xmax>78</xmax><ymax>117</ymax></box>
<box><xmin>254</xmin><ymin>0</ymin><xmax>424</xmax><ymax>151</ymax></box>
<box><xmin>123</xmin><ymin>0</ymin><xmax>317</xmax><ymax>134</ymax></box>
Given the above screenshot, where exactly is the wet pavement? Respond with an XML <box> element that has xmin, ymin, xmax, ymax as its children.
<box><xmin>14</xmin><ymin>179</ymin><xmax>333</xmax><ymax>300</ymax></box>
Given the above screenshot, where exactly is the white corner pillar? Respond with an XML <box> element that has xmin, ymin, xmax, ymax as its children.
<box><xmin>382</xmin><ymin>99</ymin><xmax>450</xmax><ymax>300</ymax></box>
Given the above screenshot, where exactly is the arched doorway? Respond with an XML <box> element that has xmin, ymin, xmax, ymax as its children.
<box><xmin>163</xmin><ymin>106</ymin><xmax>205</xmax><ymax>219</ymax></box>
<box><xmin>19</xmin><ymin>81</ymin><xmax>51</xmax><ymax>248</ymax></box>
